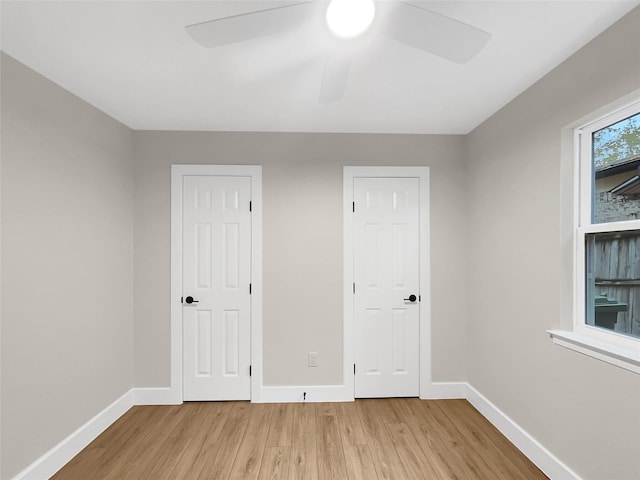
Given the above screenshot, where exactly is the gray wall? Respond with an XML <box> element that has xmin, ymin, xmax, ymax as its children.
<box><xmin>0</xmin><ymin>53</ymin><xmax>134</xmax><ymax>479</ymax></box>
<box><xmin>133</xmin><ymin>132</ymin><xmax>469</xmax><ymax>387</ymax></box>
<box><xmin>466</xmin><ymin>8</ymin><xmax>640</xmax><ymax>480</ymax></box>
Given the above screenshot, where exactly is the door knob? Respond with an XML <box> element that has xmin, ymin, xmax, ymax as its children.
<box><xmin>183</xmin><ymin>296</ymin><xmax>199</xmax><ymax>304</ymax></box>
<box><xmin>404</xmin><ymin>294</ymin><xmax>417</xmax><ymax>302</ymax></box>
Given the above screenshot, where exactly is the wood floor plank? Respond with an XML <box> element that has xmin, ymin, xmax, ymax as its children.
<box><xmin>288</xmin><ymin>436</ymin><xmax>318</xmax><ymax>480</ymax></box>
<box><xmin>114</xmin><ymin>404</ymin><xmax>198</xmax><ymax>479</ymax></box>
<box><xmin>51</xmin><ymin>398</ymin><xmax>548</xmax><ymax>480</ymax></box>
<box><xmin>167</xmin><ymin>403</ymin><xmax>240</xmax><ymax>479</ymax></box>
<box><xmin>258</xmin><ymin>447</ymin><xmax>290</xmax><ymax>480</ymax></box>
<box><xmin>172</xmin><ymin>402</ymin><xmax>234</xmax><ymax>468</ymax></box>
<box><xmin>390</xmin><ymin>398</ymin><xmax>464</xmax><ymax>480</ymax></box>
<box><xmin>266</xmin><ymin>403</ymin><xmax>295</xmax><ymax>447</ymax></box>
<box><xmin>432</xmin><ymin>399</ymin><xmax>522</xmax><ymax>480</ymax></box>
<box><xmin>291</xmin><ymin>402</ymin><xmax>317</xmax><ymax>439</ymax></box>
<box><xmin>194</xmin><ymin>418</ymin><xmax>248</xmax><ymax>479</ymax></box>
<box><xmin>335</xmin><ymin>402</ymin><xmax>367</xmax><ymax>446</ymax></box>
<box><xmin>315</xmin><ymin>402</ymin><xmax>338</xmax><ymax>417</ymax></box>
<box><xmin>49</xmin><ymin>446</ymin><xmax>107</xmax><ymax>480</ymax></box>
<box><xmin>385</xmin><ymin>422</ymin><xmax>442</xmax><ymax>480</ymax></box>
<box><xmin>343</xmin><ymin>445</ymin><xmax>379</xmax><ymax>480</ymax></box>
<box><xmin>86</xmin><ymin>406</ymin><xmax>149</xmax><ymax>449</ymax></box>
<box><xmin>357</xmin><ymin>400</ymin><xmax>408</xmax><ymax>480</ymax></box>
<box><xmin>120</xmin><ymin>404</ymin><xmax>203</xmax><ymax>478</ymax></box>
<box><xmin>317</xmin><ymin>414</ymin><xmax>349</xmax><ymax>480</ymax></box>
<box><xmin>228</xmin><ymin>403</ymin><xmax>274</xmax><ymax>480</ymax></box>
<box><xmin>445</xmin><ymin>399</ymin><xmax>547</xmax><ymax>479</ymax></box>
<box><xmin>230</xmin><ymin>400</ymin><xmax>252</xmax><ymax>419</ymax></box>
<box><xmin>53</xmin><ymin>405</ymin><xmax>164</xmax><ymax>479</ymax></box>
<box><xmin>415</xmin><ymin>400</ymin><xmax>501</xmax><ymax>480</ymax></box>
<box><xmin>288</xmin><ymin>403</ymin><xmax>318</xmax><ymax>480</ymax></box>
<box><xmin>103</xmin><ymin>405</ymin><xmax>185</xmax><ymax>480</ymax></box>
<box><xmin>375</xmin><ymin>398</ymin><xmax>405</xmax><ymax>424</ymax></box>
<box><xmin>143</xmin><ymin>402</ymin><xmax>219</xmax><ymax>479</ymax></box>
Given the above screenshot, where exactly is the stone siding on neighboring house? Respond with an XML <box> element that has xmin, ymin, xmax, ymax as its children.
<box><xmin>594</xmin><ymin>192</ymin><xmax>640</xmax><ymax>223</ymax></box>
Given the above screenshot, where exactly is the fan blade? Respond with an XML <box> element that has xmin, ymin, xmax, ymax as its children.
<box><xmin>186</xmin><ymin>2</ymin><xmax>317</xmax><ymax>48</ymax></box>
<box><xmin>319</xmin><ymin>52</ymin><xmax>351</xmax><ymax>104</ymax></box>
<box><xmin>382</xmin><ymin>2</ymin><xmax>491</xmax><ymax>63</ymax></box>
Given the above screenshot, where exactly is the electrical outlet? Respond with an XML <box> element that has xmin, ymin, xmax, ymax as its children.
<box><xmin>308</xmin><ymin>352</ymin><xmax>318</xmax><ymax>367</ymax></box>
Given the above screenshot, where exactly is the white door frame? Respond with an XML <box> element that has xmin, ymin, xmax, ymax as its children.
<box><xmin>343</xmin><ymin>166</ymin><xmax>432</xmax><ymax>399</ymax></box>
<box><xmin>170</xmin><ymin>165</ymin><xmax>262</xmax><ymax>403</ymax></box>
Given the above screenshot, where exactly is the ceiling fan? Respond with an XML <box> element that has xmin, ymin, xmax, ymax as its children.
<box><xmin>186</xmin><ymin>0</ymin><xmax>491</xmax><ymax>103</ymax></box>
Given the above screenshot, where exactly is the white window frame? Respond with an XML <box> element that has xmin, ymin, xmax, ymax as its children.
<box><xmin>549</xmin><ymin>98</ymin><xmax>640</xmax><ymax>374</ymax></box>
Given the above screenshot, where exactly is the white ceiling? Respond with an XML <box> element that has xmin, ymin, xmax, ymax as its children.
<box><xmin>1</xmin><ymin>1</ymin><xmax>638</xmax><ymax>134</ymax></box>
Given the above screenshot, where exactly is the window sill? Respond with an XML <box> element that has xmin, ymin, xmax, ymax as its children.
<box><xmin>547</xmin><ymin>330</ymin><xmax>640</xmax><ymax>375</ymax></box>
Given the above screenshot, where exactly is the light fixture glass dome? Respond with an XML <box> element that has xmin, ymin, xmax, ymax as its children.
<box><xmin>326</xmin><ymin>0</ymin><xmax>376</xmax><ymax>39</ymax></box>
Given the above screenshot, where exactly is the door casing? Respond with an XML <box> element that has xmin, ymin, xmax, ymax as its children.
<box><xmin>171</xmin><ymin>165</ymin><xmax>262</xmax><ymax>403</ymax></box>
<box><xmin>343</xmin><ymin>166</ymin><xmax>431</xmax><ymax>399</ymax></box>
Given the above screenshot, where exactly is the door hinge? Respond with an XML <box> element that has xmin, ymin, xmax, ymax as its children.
<box><xmin>249</xmin><ymin>201</ymin><xmax>252</xmax><ymax>212</ymax></box>
<box><xmin>180</xmin><ymin>296</ymin><xmax>183</xmax><ymax>304</ymax></box>
<box><xmin>249</xmin><ymin>365</ymin><xmax>252</xmax><ymax>377</ymax></box>
<box><xmin>353</xmin><ymin>283</ymin><xmax>356</xmax><ymax>294</ymax></box>
<box><xmin>354</xmin><ymin>364</ymin><xmax>356</xmax><ymax>375</ymax></box>
<box><xmin>249</xmin><ymin>283</ymin><xmax>252</xmax><ymax>295</ymax></box>
<box><xmin>352</xmin><ymin>201</ymin><xmax>355</xmax><ymax>213</ymax></box>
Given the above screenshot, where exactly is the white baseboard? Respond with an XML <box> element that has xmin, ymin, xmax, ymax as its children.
<box><xmin>133</xmin><ymin>387</ymin><xmax>178</xmax><ymax>405</ymax></box>
<box><xmin>257</xmin><ymin>384</ymin><xmax>353</xmax><ymax>403</ymax></box>
<box><xmin>421</xmin><ymin>381</ymin><xmax>468</xmax><ymax>399</ymax></box>
<box><xmin>463</xmin><ymin>383</ymin><xmax>582</xmax><ymax>480</ymax></box>
<box><xmin>11</xmin><ymin>389</ymin><xmax>134</xmax><ymax>480</ymax></box>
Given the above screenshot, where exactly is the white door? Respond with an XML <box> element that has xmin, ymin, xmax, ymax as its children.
<box><xmin>353</xmin><ymin>177</ymin><xmax>420</xmax><ymax>398</ymax></box>
<box><xmin>182</xmin><ymin>175</ymin><xmax>252</xmax><ymax>401</ymax></box>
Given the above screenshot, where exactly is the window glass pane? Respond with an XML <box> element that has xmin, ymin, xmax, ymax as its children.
<box><xmin>585</xmin><ymin>230</ymin><xmax>640</xmax><ymax>339</ymax></box>
<box><xmin>592</xmin><ymin>112</ymin><xmax>640</xmax><ymax>224</ymax></box>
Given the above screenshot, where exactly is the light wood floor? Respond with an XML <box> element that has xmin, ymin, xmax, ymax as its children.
<box><xmin>52</xmin><ymin>398</ymin><xmax>548</xmax><ymax>479</ymax></box>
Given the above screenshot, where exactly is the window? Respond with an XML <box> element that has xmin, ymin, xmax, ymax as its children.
<box><xmin>579</xmin><ymin>104</ymin><xmax>640</xmax><ymax>341</ymax></box>
<box><xmin>550</xmin><ymin>99</ymin><xmax>640</xmax><ymax>374</ymax></box>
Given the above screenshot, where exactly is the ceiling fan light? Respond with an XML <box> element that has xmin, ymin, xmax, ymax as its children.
<box><xmin>326</xmin><ymin>0</ymin><xmax>376</xmax><ymax>39</ymax></box>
